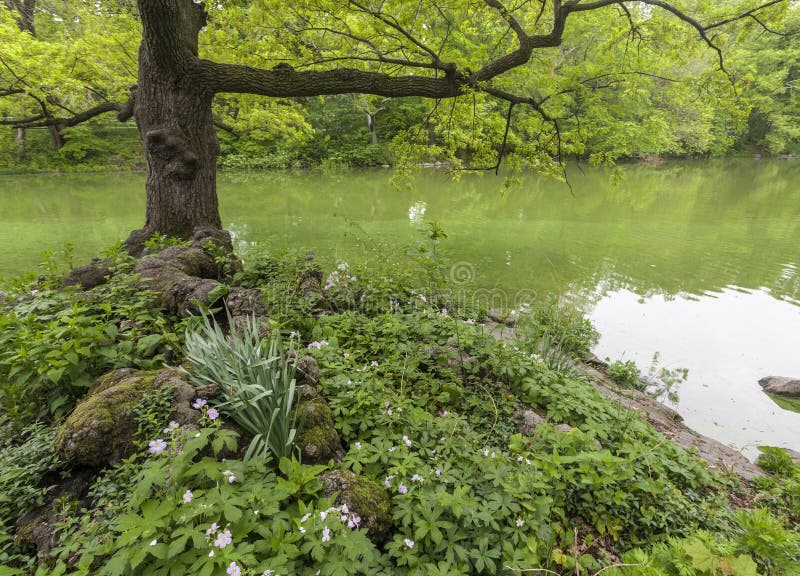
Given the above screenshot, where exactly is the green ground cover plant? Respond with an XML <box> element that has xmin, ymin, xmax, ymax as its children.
<box><xmin>0</xmin><ymin>245</ymin><xmax>186</xmax><ymax>426</ymax></box>
<box><xmin>0</xmin><ymin>241</ymin><xmax>797</xmax><ymax>575</ymax></box>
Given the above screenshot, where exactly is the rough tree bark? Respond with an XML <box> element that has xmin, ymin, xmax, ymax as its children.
<box><xmin>131</xmin><ymin>1</ymin><xmax>221</xmax><ymax>240</ymax></box>
<box><xmin>4</xmin><ymin>0</ymin><xmax>35</xmax><ymax>156</ymax></box>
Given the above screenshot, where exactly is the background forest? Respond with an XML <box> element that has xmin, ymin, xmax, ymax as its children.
<box><xmin>1</xmin><ymin>1</ymin><xmax>798</xmax><ymax>173</ymax></box>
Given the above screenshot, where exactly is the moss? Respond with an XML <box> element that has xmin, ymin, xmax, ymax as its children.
<box><xmin>55</xmin><ymin>370</ymin><xmax>161</xmax><ymax>466</ymax></box>
<box><xmin>321</xmin><ymin>470</ymin><xmax>392</xmax><ymax>542</ymax></box>
<box><xmin>298</xmin><ymin>398</ymin><xmax>334</xmax><ymax>428</ymax></box>
<box><xmin>297</xmin><ymin>422</ymin><xmax>342</xmax><ymax>465</ymax></box>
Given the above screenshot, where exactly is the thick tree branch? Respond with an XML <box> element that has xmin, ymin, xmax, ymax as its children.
<box><xmin>202</xmin><ymin>61</ymin><xmax>462</xmax><ymax>99</ymax></box>
<box><xmin>2</xmin><ymin>101</ymin><xmax>128</xmax><ymax>128</ymax></box>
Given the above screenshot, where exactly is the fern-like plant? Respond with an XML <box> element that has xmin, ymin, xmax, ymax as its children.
<box><xmin>182</xmin><ymin>311</ymin><xmax>302</xmax><ymax>460</ymax></box>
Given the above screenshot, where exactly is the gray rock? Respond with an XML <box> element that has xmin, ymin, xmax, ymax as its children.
<box><xmin>784</xmin><ymin>448</ymin><xmax>800</xmax><ymax>465</ymax></box>
<box><xmin>297</xmin><ymin>398</ymin><xmax>344</xmax><ymax>465</ymax></box>
<box><xmin>487</xmin><ymin>308</ymin><xmax>516</xmax><ymax>327</ymax></box>
<box><xmin>61</xmin><ymin>259</ymin><xmax>112</xmax><ymax>290</ymax></box>
<box><xmin>759</xmin><ymin>376</ymin><xmax>800</xmax><ymax>397</ymax></box>
<box><xmin>517</xmin><ymin>409</ymin><xmax>546</xmax><ymax>435</ymax></box>
<box><xmin>55</xmin><ymin>369</ymin><xmax>200</xmax><ymax>467</ymax></box>
<box><xmin>295</xmin><ymin>355</ymin><xmax>320</xmax><ymax>386</ymax></box>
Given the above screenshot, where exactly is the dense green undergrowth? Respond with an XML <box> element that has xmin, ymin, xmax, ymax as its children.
<box><xmin>0</xmin><ymin>239</ymin><xmax>798</xmax><ymax>576</ymax></box>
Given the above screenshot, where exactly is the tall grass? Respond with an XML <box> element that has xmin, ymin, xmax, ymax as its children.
<box><xmin>183</xmin><ymin>311</ymin><xmax>302</xmax><ymax>460</ymax></box>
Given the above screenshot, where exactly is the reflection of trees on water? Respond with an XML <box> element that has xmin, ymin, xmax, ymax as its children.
<box><xmin>2</xmin><ymin>160</ymin><xmax>799</xmax><ymax>305</ymax></box>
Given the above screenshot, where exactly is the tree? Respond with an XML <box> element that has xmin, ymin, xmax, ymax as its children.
<box><xmin>0</xmin><ymin>1</ymin><xmax>139</xmax><ymax>152</ymax></box>
<box><xmin>125</xmin><ymin>0</ymin><xmax>791</xmax><ymax>242</ymax></box>
<box><xmin>2</xmin><ymin>0</ymin><xmax>791</xmax><ymax>240</ymax></box>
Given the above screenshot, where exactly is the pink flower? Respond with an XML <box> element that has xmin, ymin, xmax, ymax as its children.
<box><xmin>404</xmin><ymin>538</ymin><xmax>415</xmax><ymax>548</ymax></box>
<box><xmin>148</xmin><ymin>439</ymin><xmax>167</xmax><ymax>454</ymax></box>
<box><xmin>207</xmin><ymin>408</ymin><xmax>219</xmax><ymax>421</ymax></box>
<box><xmin>214</xmin><ymin>530</ymin><xmax>233</xmax><ymax>549</ymax></box>
<box><xmin>191</xmin><ymin>398</ymin><xmax>207</xmax><ymax>410</ymax></box>
<box><xmin>226</xmin><ymin>561</ymin><xmax>241</xmax><ymax>576</ymax></box>
<box><xmin>398</xmin><ymin>484</ymin><xmax>408</xmax><ymax>494</ymax></box>
<box><xmin>182</xmin><ymin>490</ymin><xmax>193</xmax><ymax>504</ymax></box>
<box><xmin>321</xmin><ymin>526</ymin><xmax>331</xmax><ymax>543</ymax></box>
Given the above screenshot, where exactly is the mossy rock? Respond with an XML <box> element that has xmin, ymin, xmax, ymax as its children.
<box><xmin>55</xmin><ymin>369</ymin><xmax>193</xmax><ymax>467</ymax></box>
<box><xmin>296</xmin><ymin>397</ymin><xmax>343</xmax><ymax>464</ymax></box>
<box><xmin>297</xmin><ymin>422</ymin><xmax>343</xmax><ymax>465</ymax></box>
<box><xmin>299</xmin><ymin>398</ymin><xmax>334</xmax><ymax>428</ymax></box>
<box><xmin>321</xmin><ymin>470</ymin><xmax>392</xmax><ymax>542</ymax></box>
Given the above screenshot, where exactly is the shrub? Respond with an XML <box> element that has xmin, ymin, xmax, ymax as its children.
<box><xmin>0</xmin><ymin>422</ymin><xmax>64</xmax><ymax>531</ymax></box>
<box><xmin>607</xmin><ymin>360</ymin><xmax>643</xmax><ymax>390</ymax></box>
<box><xmin>183</xmin><ymin>311</ymin><xmax>303</xmax><ymax>460</ymax></box>
<box><xmin>0</xmin><ymin>271</ymin><xmax>185</xmax><ymax>425</ymax></box>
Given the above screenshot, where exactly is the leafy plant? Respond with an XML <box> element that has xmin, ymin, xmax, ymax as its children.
<box><xmin>183</xmin><ymin>310</ymin><xmax>303</xmax><ymax>460</ymax></box>
<box><xmin>46</xmin><ymin>422</ymin><xmax>382</xmax><ymax>576</ymax></box>
<box><xmin>143</xmin><ymin>233</ymin><xmax>190</xmax><ymax>253</ymax></box>
<box><xmin>0</xmin><ymin>270</ymin><xmax>185</xmax><ymax>425</ymax></box>
<box><xmin>757</xmin><ymin>446</ymin><xmax>796</xmax><ymax>478</ymax></box>
<box><xmin>607</xmin><ymin>360</ymin><xmax>642</xmax><ymax>390</ymax></box>
<box><xmin>0</xmin><ymin>422</ymin><xmax>64</xmax><ymax>530</ymax></box>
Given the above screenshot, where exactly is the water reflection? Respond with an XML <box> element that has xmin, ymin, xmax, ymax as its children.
<box><xmin>590</xmin><ymin>287</ymin><xmax>800</xmax><ymax>459</ymax></box>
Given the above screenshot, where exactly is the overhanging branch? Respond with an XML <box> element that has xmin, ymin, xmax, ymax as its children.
<box><xmin>1</xmin><ymin>101</ymin><xmax>130</xmax><ymax>129</ymax></box>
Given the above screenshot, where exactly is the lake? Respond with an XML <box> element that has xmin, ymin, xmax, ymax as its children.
<box><xmin>1</xmin><ymin>159</ymin><xmax>799</xmax><ymax>458</ymax></box>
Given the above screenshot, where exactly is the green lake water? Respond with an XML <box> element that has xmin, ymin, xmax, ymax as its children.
<box><xmin>1</xmin><ymin>159</ymin><xmax>799</xmax><ymax>457</ymax></box>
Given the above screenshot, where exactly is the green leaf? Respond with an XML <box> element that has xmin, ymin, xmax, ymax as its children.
<box><xmin>206</xmin><ymin>283</ymin><xmax>229</xmax><ymax>305</ymax></box>
<box><xmin>685</xmin><ymin>539</ymin><xmax>718</xmax><ymax>574</ymax></box>
<box><xmin>728</xmin><ymin>554</ymin><xmax>758</xmax><ymax>576</ymax></box>
<box><xmin>137</xmin><ymin>333</ymin><xmax>164</xmax><ymax>356</ymax></box>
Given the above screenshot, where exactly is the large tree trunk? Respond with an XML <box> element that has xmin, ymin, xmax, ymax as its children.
<box><xmin>132</xmin><ymin>0</ymin><xmax>220</xmax><ymax>240</ymax></box>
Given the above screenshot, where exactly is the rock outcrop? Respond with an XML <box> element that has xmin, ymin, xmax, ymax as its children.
<box><xmin>320</xmin><ymin>470</ymin><xmax>392</xmax><ymax>542</ymax></box>
<box><xmin>759</xmin><ymin>376</ymin><xmax>800</xmax><ymax>397</ymax></box>
<box><xmin>61</xmin><ymin>258</ymin><xmax>112</xmax><ymax>290</ymax></box>
<box><xmin>55</xmin><ymin>368</ymin><xmax>202</xmax><ymax>467</ymax></box>
<box><xmin>296</xmin><ymin>397</ymin><xmax>344</xmax><ymax>465</ymax></box>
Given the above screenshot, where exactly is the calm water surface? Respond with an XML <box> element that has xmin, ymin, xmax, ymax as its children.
<box><xmin>1</xmin><ymin>160</ymin><xmax>799</xmax><ymax>457</ymax></box>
